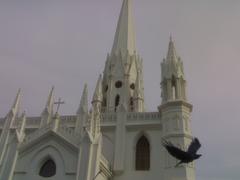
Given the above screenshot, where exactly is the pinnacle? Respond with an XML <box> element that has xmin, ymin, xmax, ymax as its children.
<box><xmin>167</xmin><ymin>36</ymin><xmax>178</xmax><ymax>62</ymax></box>
<box><xmin>46</xmin><ymin>86</ymin><xmax>54</xmax><ymax>107</ymax></box>
<box><xmin>92</xmin><ymin>75</ymin><xmax>103</xmax><ymax>103</ymax></box>
<box><xmin>43</xmin><ymin>86</ymin><xmax>54</xmax><ymax>115</ymax></box>
<box><xmin>134</xmin><ymin>71</ymin><xmax>143</xmax><ymax>99</ymax></box>
<box><xmin>10</xmin><ymin>88</ymin><xmax>21</xmax><ymax>114</ymax></box>
<box><xmin>77</xmin><ymin>83</ymin><xmax>88</xmax><ymax>114</ymax></box>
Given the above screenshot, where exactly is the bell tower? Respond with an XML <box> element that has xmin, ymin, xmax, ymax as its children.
<box><xmin>102</xmin><ymin>0</ymin><xmax>144</xmax><ymax>113</ymax></box>
<box><xmin>159</xmin><ymin>37</ymin><xmax>196</xmax><ymax>180</ymax></box>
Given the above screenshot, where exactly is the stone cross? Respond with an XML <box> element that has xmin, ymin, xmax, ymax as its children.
<box><xmin>54</xmin><ymin>98</ymin><xmax>65</xmax><ymax>114</ymax></box>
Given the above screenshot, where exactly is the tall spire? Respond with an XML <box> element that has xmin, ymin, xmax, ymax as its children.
<box><xmin>102</xmin><ymin>0</ymin><xmax>144</xmax><ymax>113</ymax></box>
<box><xmin>111</xmin><ymin>0</ymin><xmax>136</xmax><ymax>55</ymax></box>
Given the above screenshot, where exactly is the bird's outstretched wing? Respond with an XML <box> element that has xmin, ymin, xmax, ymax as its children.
<box><xmin>162</xmin><ymin>139</ymin><xmax>188</xmax><ymax>160</ymax></box>
<box><xmin>187</xmin><ymin>138</ymin><xmax>201</xmax><ymax>154</ymax></box>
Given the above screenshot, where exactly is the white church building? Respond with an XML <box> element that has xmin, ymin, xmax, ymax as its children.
<box><xmin>0</xmin><ymin>0</ymin><xmax>197</xmax><ymax>180</ymax></box>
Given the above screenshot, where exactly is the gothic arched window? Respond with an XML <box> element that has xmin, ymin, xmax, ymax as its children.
<box><xmin>39</xmin><ymin>159</ymin><xmax>56</xmax><ymax>177</ymax></box>
<box><xmin>171</xmin><ymin>75</ymin><xmax>177</xmax><ymax>100</ymax></box>
<box><xmin>130</xmin><ymin>97</ymin><xmax>134</xmax><ymax>112</ymax></box>
<box><xmin>135</xmin><ymin>135</ymin><xmax>150</xmax><ymax>170</ymax></box>
<box><xmin>115</xmin><ymin>94</ymin><xmax>120</xmax><ymax>111</ymax></box>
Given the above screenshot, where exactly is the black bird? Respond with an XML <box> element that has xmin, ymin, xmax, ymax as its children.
<box><xmin>162</xmin><ymin>138</ymin><xmax>202</xmax><ymax>167</ymax></box>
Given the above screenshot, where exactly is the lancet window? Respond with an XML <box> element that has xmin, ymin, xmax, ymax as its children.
<box><xmin>135</xmin><ymin>135</ymin><xmax>150</xmax><ymax>170</ymax></box>
<box><xmin>39</xmin><ymin>159</ymin><xmax>56</xmax><ymax>177</ymax></box>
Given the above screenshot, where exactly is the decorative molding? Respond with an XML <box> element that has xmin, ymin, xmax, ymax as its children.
<box><xmin>158</xmin><ymin>100</ymin><xmax>193</xmax><ymax>112</ymax></box>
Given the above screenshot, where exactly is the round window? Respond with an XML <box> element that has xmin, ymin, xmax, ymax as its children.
<box><xmin>130</xmin><ymin>83</ymin><xmax>135</xmax><ymax>90</ymax></box>
<box><xmin>115</xmin><ymin>81</ymin><xmax>123</xmax><ymax>88</ymax></box>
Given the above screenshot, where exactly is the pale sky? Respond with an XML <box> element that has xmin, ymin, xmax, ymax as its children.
<box><xmin>0</xmin><ymin>0</ymin><xmax>240</xmax><ymax>179</ymax></box>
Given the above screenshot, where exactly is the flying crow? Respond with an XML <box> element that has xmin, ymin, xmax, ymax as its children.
<box><xmin>162</xmin><ymin>138</ymin><xmax>202</xmax><ymax>167</ymax></box>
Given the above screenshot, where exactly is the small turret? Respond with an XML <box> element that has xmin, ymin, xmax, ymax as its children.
<box><xmin>87</xmin><ymin>75</ymin><xmax>102</xmax><ymax>139</ymax></box>
<box><xmin>161</xmin><ymin>37</ymin><xmax>186</xmax><ymax>103</ymax></box>
<box><xmin>159</xmin><ymin>37</ymin><xmax>194</xmax><ymax>180</ymax></box>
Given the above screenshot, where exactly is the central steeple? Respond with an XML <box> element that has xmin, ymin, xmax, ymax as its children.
<box><xmin>111</xmin><ymin>0</ymin><xmax>136</xmax><ymax>55</ymax></box>
<box><xmin>102</xmin><ymin>0</ymin><xmax>144</xmax><ymax>112</ymax></box>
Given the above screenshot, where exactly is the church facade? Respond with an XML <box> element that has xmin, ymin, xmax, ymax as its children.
<box><xmin>0</xmin><ymin>0</ymin><xmax>196</xmax><ymax>180</ymax></box>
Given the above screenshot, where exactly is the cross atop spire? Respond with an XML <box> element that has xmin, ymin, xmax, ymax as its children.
<box><xmin>111</xmin><ymin>0</ymin><xmax>136</xmax><ymax>55</ymax></box>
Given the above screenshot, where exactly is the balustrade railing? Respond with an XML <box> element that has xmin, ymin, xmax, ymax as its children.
<box><xmin>127</xmin><ymin>112</ymin><xmax>161</xmax><ymax>121</ymax></box>
<box><xmin>101</xmin><ymin>113</ymin><xmax>117</xmax><ymax>123</ymax></box>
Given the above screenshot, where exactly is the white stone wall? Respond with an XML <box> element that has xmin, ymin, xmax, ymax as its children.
<box><xmin>0</xmin><ymin>109</ymin><xmax>195</xmax><ymax>180</ymax></box>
